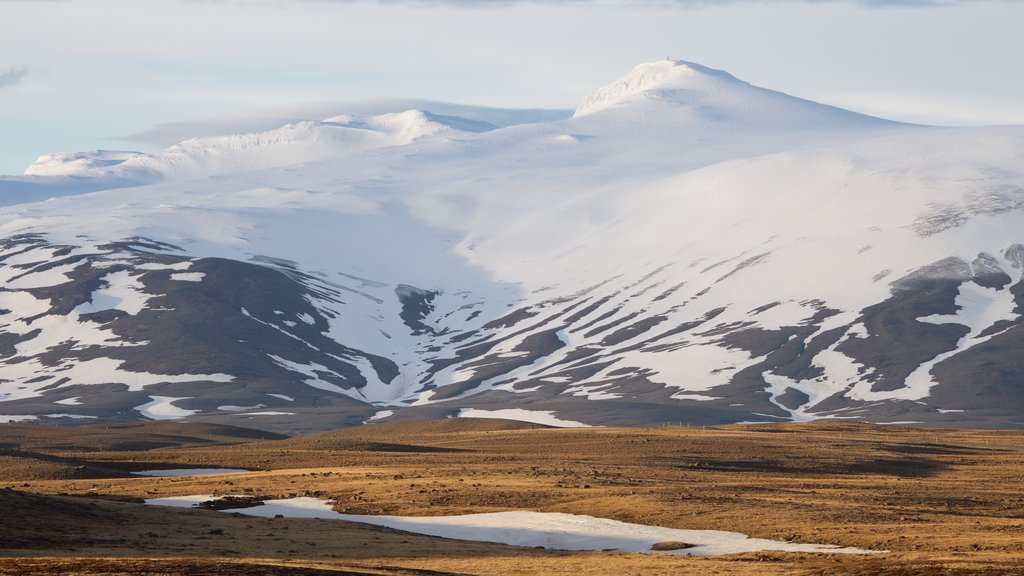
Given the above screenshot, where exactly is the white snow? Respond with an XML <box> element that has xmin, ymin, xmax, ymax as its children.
<box><xmin>4</xmin><ymin>261</ymin><xmax>81</xmax><ymax>289</ymax></box>
<box><xmin>170</xmin><ymin>272</ymin><xmax>205</xmax><ymax>282</ymax></box>
<box><xmin>457</xmin><ymin>408</ymin><xmax>591</xmax><ymax>428</ymax></box>
<box><xmin>53</xmin><ymin>397</ymin><xmax>82</xmax><ymax>405</ymax></box>
<box><xmin>74</xmin><ymin>270</ymin><xmax>153</xmax><ymax>315</ymax></box>
<box><xmin>671</xmin><ymin>393</ymin><xmax>721</xmax><ymax>402</ymax></box>
<box><xmin>134</xmin><ymin>396</ymin><xmax>198</xmax><ymax>420</ymax></box>
<box><xmin>266</xmin><ymin>393</ymin><xmax>294</xmax><ymax>401</ymax></box>
<box><xmin>144</xmin><ymin>495</ymin><xmax>214</xmax><ymax>508</ymax></box>
<box><xmin>136</xmin><ymin>261</ymin><xmax>193</xmax><ymax>271</ymax></box>
<box><xmin>24</xmin><ymin>150</ymin><xmax>144</xmax><ymax>177</ymax></box>
<box><xmin>145</xmin><ymin>496</ymin><xmax>878</xmax><ymax>556</ymax></box>
<box><xmin>0</xmin><ymin>415</ymin><xmax>38</xmax><ymax>423</ymax></box>
<box><xmin>218</xmin><ymin>404</ymin><xmax>265</xmax><ymax>412</ymax></box>
<box><xmin>366</xmin><ymin>409</ymin><xmax>394</xmax><ymax>422</ymax></box>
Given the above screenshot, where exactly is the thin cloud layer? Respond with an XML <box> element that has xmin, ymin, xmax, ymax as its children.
<box><xmin>0</xmin><ymin>67</ymin><xmax>27</xmax><ymax>89</ymax></box>
<box><xmin>302</xmin><ymin>0</ymin><xmax>956</xmax><ymax>7</ymax></box>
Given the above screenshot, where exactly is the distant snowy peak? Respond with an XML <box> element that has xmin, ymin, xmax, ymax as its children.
<box><xmin>22</xmin><ymin>109</ymin><xmax>478</xmax><ymax>182</ymax></box>
<box><xmin>574</xmin><ymin>60</ymin><xmax>740</xmax><ymax>117</ymax></box>
<box><xmin>574</xmin><ymin>60</ymin><xmax>897</xmax><ymax>130</ymax></box>
<box><xmin>332</xmin><ymin>110</ymin><xmax>498</xmax><ymax>134</ymax></box>
<box><xmin>24</xmin><ymin>150</ymin><xmax>146</xmax><ymax>177</ymax></box>
<box><xmin>127</xmin><ymin>109</ymin><xmax>468</xmax><ymax>180</ymax></box>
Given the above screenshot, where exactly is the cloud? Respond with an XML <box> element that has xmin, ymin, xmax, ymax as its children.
<box><xmin>299</xmin><ymin>0</ymin><xmax>957</xmax><ymax>7</ymax></box>
<box><xmin>0</xmin><ymin>67</ymin><xmax>27</xmax><ymax>89</ymax></box>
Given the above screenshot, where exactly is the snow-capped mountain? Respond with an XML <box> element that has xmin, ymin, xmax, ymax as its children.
<box><xmin>2</xmin><ymin>60</ymin><xmax>1023</xmax><ymax>432</ymax></box>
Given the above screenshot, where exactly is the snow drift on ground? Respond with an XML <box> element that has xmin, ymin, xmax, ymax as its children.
<box><xmin>145</xmin><ymin>495</ymin><xmax>877</xmax><ymax>556</ymax></box>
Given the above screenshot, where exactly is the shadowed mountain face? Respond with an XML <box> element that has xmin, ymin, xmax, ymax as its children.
<box><xmin>2</xmin><ymin>61</ymin><xmax>1024</xmax><ymax>431</ymax></box>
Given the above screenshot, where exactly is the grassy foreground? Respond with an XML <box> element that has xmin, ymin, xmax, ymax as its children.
<box><xmin>1</xmin><ymin>419</ymin><xmax>1022</xmax><ymax>575</ymax></box>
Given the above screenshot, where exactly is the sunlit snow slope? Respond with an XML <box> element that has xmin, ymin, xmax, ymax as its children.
<box><xmin>2</xmin><ymin>60</ymin><xmax>1023</xmax><ymax>431</ymax></box>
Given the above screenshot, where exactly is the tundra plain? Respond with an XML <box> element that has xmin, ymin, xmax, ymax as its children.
<box><xmin>1</xmin><ymin>419</ymin><xmax>1023</xmax><ymax>575</ymax></box>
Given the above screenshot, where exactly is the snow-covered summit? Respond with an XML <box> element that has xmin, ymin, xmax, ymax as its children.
<box><xmin>574</xmin><ymin>60</ymin><xmax>896</xmax><ymax>131</ymax></box>
<box><xmin>24</xmin><ymin>150</ymin><xmax>146</xmax><ymax>177</ymax></box>
<box><xmin>574</xmin><ymin>60</ymin><xmax>740</xmax><ymax>116</ymax></box>
<box><xmin>1</xmin><ymin>60</ymin><xmax>1023</xmax><ymax>431</ymax></box>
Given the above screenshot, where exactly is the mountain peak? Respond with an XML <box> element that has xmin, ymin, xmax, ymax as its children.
<box><xmin>574</xmin><ymin>59</ymin><xmax>744</xmax><ymax>117</ymax></box>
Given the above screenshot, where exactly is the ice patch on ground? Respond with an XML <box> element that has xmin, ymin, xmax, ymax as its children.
<box><xmin>170</xmin><ymin>272</ymin><xmax>205</xmax><ymax>282</ymax></box>
<box><xmin>134</xmin><ymin>396</ymin><xmax>198</xmax><ymax>420</ymax></box>
<box><xmin>145</xmin><ymin>496</ymin><xmax>879</xmax><ymax>556</ymax></box>
<box><xmin>0</xmin><ymin>415</ymin><xmax>37</xmax><ymax>423</ymax></box>
<box><xmin>457</xmin><ymin>408</ymin><xmax>590</xmax><ymax>428</ymax></box>
<box><xmin>366</xmin><ymin>409</ymin><xmax>394</xmax><ymax>422</ymax></box>
<box><xmin>74</xmin><ymin>270</ymin><xmax>153</xmax><ymax>315</ymax></box>
<box><xmin>218</xmin><ymin>404</ymin><xmax>265</xmax><ymax>412</ymax></box>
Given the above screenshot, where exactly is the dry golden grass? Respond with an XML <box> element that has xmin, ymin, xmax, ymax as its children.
<box><xmin>2</xmin><ymin>419</ymin><xmax>1023</xmax><ymax>575</ymax></box>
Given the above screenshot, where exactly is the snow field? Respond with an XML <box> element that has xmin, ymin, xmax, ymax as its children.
<box><xmin>145</xmin><ymin>495</ymin><xmax>880</xmax><ymax>556</ymax></box>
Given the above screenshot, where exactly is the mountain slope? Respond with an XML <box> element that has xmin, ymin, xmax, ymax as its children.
<box><xmin>1</xmin><ymin>60</ymin><xmax>1022</xmax><ymax>431</ymax></box>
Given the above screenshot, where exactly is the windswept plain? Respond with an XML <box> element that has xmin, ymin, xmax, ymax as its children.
<box><xmin>1</xmin><ymin>418</ymin><xmax>1023</xmax><ymax>574</ymax></box>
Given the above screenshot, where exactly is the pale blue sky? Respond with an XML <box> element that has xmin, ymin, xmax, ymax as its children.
<box><xmin>1</xmin><ymin>0</ymin><xmax>1022</xmax><ymax>175</ymax></box>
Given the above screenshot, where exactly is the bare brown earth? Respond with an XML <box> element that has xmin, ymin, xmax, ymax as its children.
<box><xmin>1</xmin><ymin>418</ymin><xmax>1023</xmax><ymax>575</ymax></box>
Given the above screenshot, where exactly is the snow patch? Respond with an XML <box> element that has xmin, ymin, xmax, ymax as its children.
<box><xmin>457</xmin><ymin>408</ymin><xmax>591</xmax><ymax>428</ymax></box>
<box><xmin>134</xmin><ymin>396</ymin><xmax>198</xmax><ymax>420</ymax></box>
<box><xmin>0</xmin><ymin>415</ymin><xmax>38</xmax><ymax>423</ymax></box>
<box><xmin>74</xmin><ymin>270</ymin><xmax>153</xmax><ymax>315</ymax></box>
<box><xmin>366</xmin><ymin>409</ymin><xmax>394</xmax><ymax>422</ymax></box>
<box><xmin>146</xmin><ymin>496</ymin><xmax>878</xmax><ymax>556</ymax></box>
<box><xmin>218</xmin><ymin>404</ymin><xmax>265</xmax><ymax>412</ymax></box>
<box><xmin>170</xmin><ymin>272</ymin><xmax>205</xmax><ymax>282</ymax></box>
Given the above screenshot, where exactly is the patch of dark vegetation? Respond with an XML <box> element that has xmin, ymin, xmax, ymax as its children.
<box><xmin>666</xmin><ymin>454</ymin><xmax>948</xmax><ymax>477</ymax></box>
<box><xmin>650</xmin><ymin>541</ymin><xmax>696</xmax><ymax>551</ymax></box>
<box><xmin>874</xmin><ymin>443</ymin><xmax>993</xmax><ymax>456</ymax></box>
<box><xmin>198</xmin><ymin>495</ymin><xmax>267</xmax><ymax>510</ymax></box>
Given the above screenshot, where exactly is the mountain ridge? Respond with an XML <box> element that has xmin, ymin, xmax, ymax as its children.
<box><xmin>1</xmin><ymin>61</ymin><xmax>1022</xmax><ymax>432</ymax></box>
